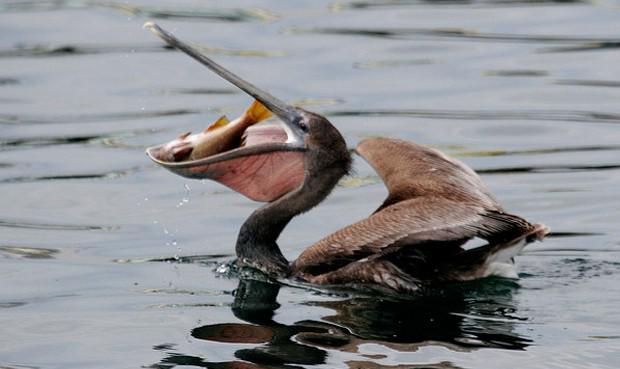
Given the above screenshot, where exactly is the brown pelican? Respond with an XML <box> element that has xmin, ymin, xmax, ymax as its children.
<box><xmin>145</xmin><ymin>23</ymin><xmax>548</xmax><ymax>293</ymax></box>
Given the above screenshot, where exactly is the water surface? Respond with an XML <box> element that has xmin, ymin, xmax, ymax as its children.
<box><xmin>1</xmin><ymin>1</ymin><xmax>620</xmax><ymax>368</ymax></box>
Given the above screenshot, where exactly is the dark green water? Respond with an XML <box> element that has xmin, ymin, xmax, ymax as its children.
<box><xmin>1</xmin><ymin>1</ymin><xmax>619</xmax><ymax>368</ymax></box>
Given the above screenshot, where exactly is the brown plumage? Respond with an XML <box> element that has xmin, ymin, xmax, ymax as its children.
<box><xmin>145</xmin><ymin>23</ymin><xmax>549</xmax><ymax>293</ymax></box>
<box><xmin>292</xmin><ymin>138</ymin><xmax>547</xmax><ymax>292</ymax></box>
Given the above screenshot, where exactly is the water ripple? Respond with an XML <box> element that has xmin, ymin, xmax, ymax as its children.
<box><xmin>0</xmin><ymin>363</ymin><xmax>38</xmax><ymax>369</ymax></box>
<box><xmin>165</xmin><ymin>88</ymin><xmax>238</xmax><ymax>96</ymax></box>
<box><xmin>99</xmin><ymin>2</ymin><xmax>278</xmax><ymax>22</ymax></box>
<box><xmin>327</xmin><ymin>109</ymin><xmax>620</xmax><ymax>124</ymax></box>
<box><xmin>0</xmin><ymin>218</ymin><xmax>115</xmax><ymax>231</ymax></box>
<box><xmin>0</xmin><ymin>77</ymin><xmax>20</xmax><ymax>86</ymax></box>
<box><xmin>555</xmin><ymin>79</ymin><xmax>620</xmax><ymax>88</ymax></box>
<box><xmin>142</xmin><ymin>288</ymin><xmax>228</xmax><ymax>296</ymax></box>
<box><xmin>539</xmin><ymin>42</ymin><xmax>620</xmax><ymax>53</ymax></box>
<box><xmin>0</xmin><ymin>44</ymin><xmax>170</xmax><ymax>58</ymax></box>
<box><xmin>0</xmin><ymin>129</ymin><xmax>155</xmax><ymax>151</ymax></box>
<box><xmin>115</xmin><ymin>254</ymin><xmax>233</xmax><ymax>265</ymax></box>
<box><xmin>0</xmin><ymin>245</ymin><xmax>59</xmax><ymax>259</ymax></box>
<box><xmin>0</xmin><ymin>0</ymin><xmax>79</xmax><ymax>12</ymax></box>
<box><xmin>0</xmin><ymin>42</ymin><xmax>280</xmax><ymax>59</ymax></box>
<box><xmin>477</xmin><ymin>163</ymin><xmax>620</xmax><ymax>175</ymax></box>
<box><xmin>289</xmin><ymin>27</ymin><xmax>620</xmax><ymax>45</ymax></box>
<box><xmin>485</xmin><ymin>70</ymin><xmax>548</xmax><ymax>77</ymax></box>
<box><xmin>353</xmin><ymin>58</ymin><xmax>434</xmax><ymax>69</ymax></box>
<box><xmin>0</xmin><ymin>166</ymin><xmax>142</xmax><ymax>184</ymax></box>
<box><xmin>0</xmin><ymin>135</ymin><xmax>101</xmax><ymax>150</ymax></box>
<box><xmin>546</xmin><ymin>232</ymin><xmax>606</xmax><ymax>239</ymax></box>
<box><xmin>0</xmin><ymin>109</ymin><xmax>198</xmax><ymax>125</ymax></box>
<box><xmin>457</xmin><ymin>145</ymin><xmax>620</xmax><ymax>158</ymax></box>
<box><xmin>0</xmin><ymin>1</ymin><xmax>278</xmax><ymax>22</ymax></box>
<box><xmin>0</xmin><ymin>301</ymin><xmax>27</xmax><ymax>308</ymax></box>
<box><xmin>550</xmin><ymin>258</ymin><xmax>620</xmax><ymax>282</ymax></box>
<box><xmin>332</xmin><ymin>0</ymin><xmax>585</xmax><ymax>10</ymax></box>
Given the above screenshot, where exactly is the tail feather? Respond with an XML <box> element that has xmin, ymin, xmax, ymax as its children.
<box><xmin>452</xmin><ymin>223</ymin><xmax>549</xmax><ymax>280</ymax></box>
<box><xmin>303</xmin><ymin>223</ymin><xmax>550</xmax><ymax>292</ymax></box>
<box><xmin>527</xmin><ymin>223</ymin><xmax>550</xmax><ymax>242</ymax></box>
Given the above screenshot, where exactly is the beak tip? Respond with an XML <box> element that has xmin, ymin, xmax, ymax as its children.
<box><xmin>143</xmin><ymin>23</ymin><xmax>300</xmax><ymax>139</ymax></box>
<box><xmin>143</xmin><ymin>21</ymin><xmax>156</xmax><ymax>31</ymax></box>
<box><xmin>143</xmin><ymin>22</ymin><xmax>166</xmax><ymax>40</ymax></box>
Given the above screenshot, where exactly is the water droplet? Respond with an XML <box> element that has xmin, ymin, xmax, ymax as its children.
<box><xmin>176</xmin><ymin>184</ymin><xmax>192</xmax><ymax>208</ymax></box>
<box><xmin>216</xmin><ymin>264</ymin><xmax>230</xmax><ymax>274</ymax></box>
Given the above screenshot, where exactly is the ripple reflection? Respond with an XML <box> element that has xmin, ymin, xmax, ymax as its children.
<box><xmin>0</xmin><ymin>1</ymin><xmax>278</xmax><ymax>22</ymax></box>
<box><xmin>332</xmin><ymin>0</ymin><xmax>585</xmax><ymax>10</ymax></box>
<box><xmin>327</xmin><ymin>109</ymin><xmax>620</xmax><ymax>124</ymax></box>
<box><xmin>0</xmin><ymin>218</ymin><xmax>115</xmax><ymax>231</ymax></box>
<box><xmin>153</xmin><ymin>278</ymin><xmax>531</xmax><ymax>368</ymax></box>
<box><xmin>290</xmin><ymin>27</ymin><xmax>620</xmax><ymax>45</ymax></box>
<box><xmin>0</xmin><ymin>245</ymin><xmax>59</xmax><ymax>259</ymax></box>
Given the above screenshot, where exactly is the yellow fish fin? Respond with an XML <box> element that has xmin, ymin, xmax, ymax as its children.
<box><xmin>245</xmin><ymin>100</ymin><xmax>273</xmax><ymax>123</ymax></box>
<box><xmin>205</xmin><ymin>116</ymin><xmax>230</xmax><ymax>132</ymax></box>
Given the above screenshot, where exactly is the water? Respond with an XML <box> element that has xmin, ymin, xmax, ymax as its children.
<box><xmin>1</xmin><ymin>1</ymin><xmax>620</xmax><ymax>368</ymax></box>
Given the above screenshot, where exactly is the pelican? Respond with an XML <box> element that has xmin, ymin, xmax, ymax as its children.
<box><xmin>145</xmin><ymin>23</ymin><xmax>548</xmax><ymax>293</ymax></box>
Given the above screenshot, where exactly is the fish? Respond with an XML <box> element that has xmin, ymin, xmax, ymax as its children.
<box><xmin>158</xmin><ymin>99</ymin><xmax>273</xmax><ymax>162</ymax></box>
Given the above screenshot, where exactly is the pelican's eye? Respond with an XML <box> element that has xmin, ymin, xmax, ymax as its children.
<box><xmin>298</xmin><ymin>121</ymin><xmax>309</xmax><ymax>133</ymax></box>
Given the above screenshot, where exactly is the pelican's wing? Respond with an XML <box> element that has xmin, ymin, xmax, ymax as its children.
<box><xmin>292</xmin><ymin>137</ymin><xmax>548</xmax><ymax>288</ymax></box>
<box><xmin>292</xmin><ymin>137</ymin><xmax>541</xmax><ymax>276</ymax></box>
<box><xmin>355</xmin><ymin>137</ymin><xmax>501</xmax><ymax>212</ymax></box>
<box><xmin>291</xmin><ymin>196</ymin><xmax>535</xmax><ymax>276</ymax></box>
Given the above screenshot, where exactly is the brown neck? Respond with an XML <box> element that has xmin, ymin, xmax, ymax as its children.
<box><xmin>235</xmin><ymin>151</ymin><xmax>351</xmax><ymax>276</ymax></box>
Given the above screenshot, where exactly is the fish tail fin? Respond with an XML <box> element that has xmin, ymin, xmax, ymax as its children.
<box><xmin>244</xmin><ymin>100</ymin><xmax>272</xmax><ymax>123</ymax></box>
<box><xmin>205</xmin><ymin>115</ymin><xmax>230</xmax><ymax>132</ymax></box>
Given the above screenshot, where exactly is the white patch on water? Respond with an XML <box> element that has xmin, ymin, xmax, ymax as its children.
<box><xmin>485</xmin><ymin>261</ymin><xmax>519</xmax><ymax>279</ymax></box>
<box><xmin>483</xmin><ymin>238</ymin><xmax>528</xmax><ymax>279</ymax></box>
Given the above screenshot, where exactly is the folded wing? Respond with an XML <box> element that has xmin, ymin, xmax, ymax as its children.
<box><xmin>292</xmin><ymin>138</ymin><xmax>545</xmax><ymax>283</ymax></box>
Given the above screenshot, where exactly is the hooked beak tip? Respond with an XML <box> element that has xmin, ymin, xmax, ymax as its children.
<box><xmin>143</xmin><ymin>21</ymin><xmax>162</xmax><ymax>35</ymax></box>
<box><xmin>144</xmin><ymin>22</ymin><xmax>306</xmax><ymax>146</ymax></box>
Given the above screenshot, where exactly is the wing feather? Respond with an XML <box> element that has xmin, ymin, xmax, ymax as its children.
<box><xmin>292</xmin><ymin>197</ymin><xmax>533</xmax><ymax>275</ymax></box>
<box><xmin>292</xmin><ymin>137</ymin><xmax>537</xmax><ymax>277</ymax></box>
<box><xmin>355</xmin><ymin>137</ymin><xmax>501</xmax><ymax>211</ymax></box>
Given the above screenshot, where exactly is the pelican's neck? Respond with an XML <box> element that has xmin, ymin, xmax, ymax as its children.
<box><xmin>235</xmin><ymin>153</ymin><xmax>350</xmax><ymax>276</ymax></box>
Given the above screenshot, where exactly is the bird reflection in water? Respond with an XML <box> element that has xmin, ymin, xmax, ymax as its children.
<box><xmin>152</xmin><ymin>278</ymin><xmax>531</xmax><ymax>369</ymax></box>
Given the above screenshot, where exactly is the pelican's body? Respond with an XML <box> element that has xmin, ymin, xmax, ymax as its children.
<box><xmin>290</xmin><ymin>138</ymin><xmax>547</xmax><ymax>292</ymax></box>
<box><xmin>145</xmin><ymin>23</ymin><xmax>548</xmax><ymax>293</ymax></box>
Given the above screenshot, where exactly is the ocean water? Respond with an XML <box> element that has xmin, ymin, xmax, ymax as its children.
<box><xmin>1</xmin><ymin>1</ymin><xmax>620</xmax><ymax>368</ymax></box>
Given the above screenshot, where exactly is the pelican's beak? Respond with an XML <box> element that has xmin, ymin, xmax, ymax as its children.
<box><xmin>144</xmin><ymin>22</ymin><xmax>305</xmax><ymax>146</ymax></box>
<box><xmin>144</xmin><ymin>22</ymin><xmax>307</xmax><ymax>202</ymax></box>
